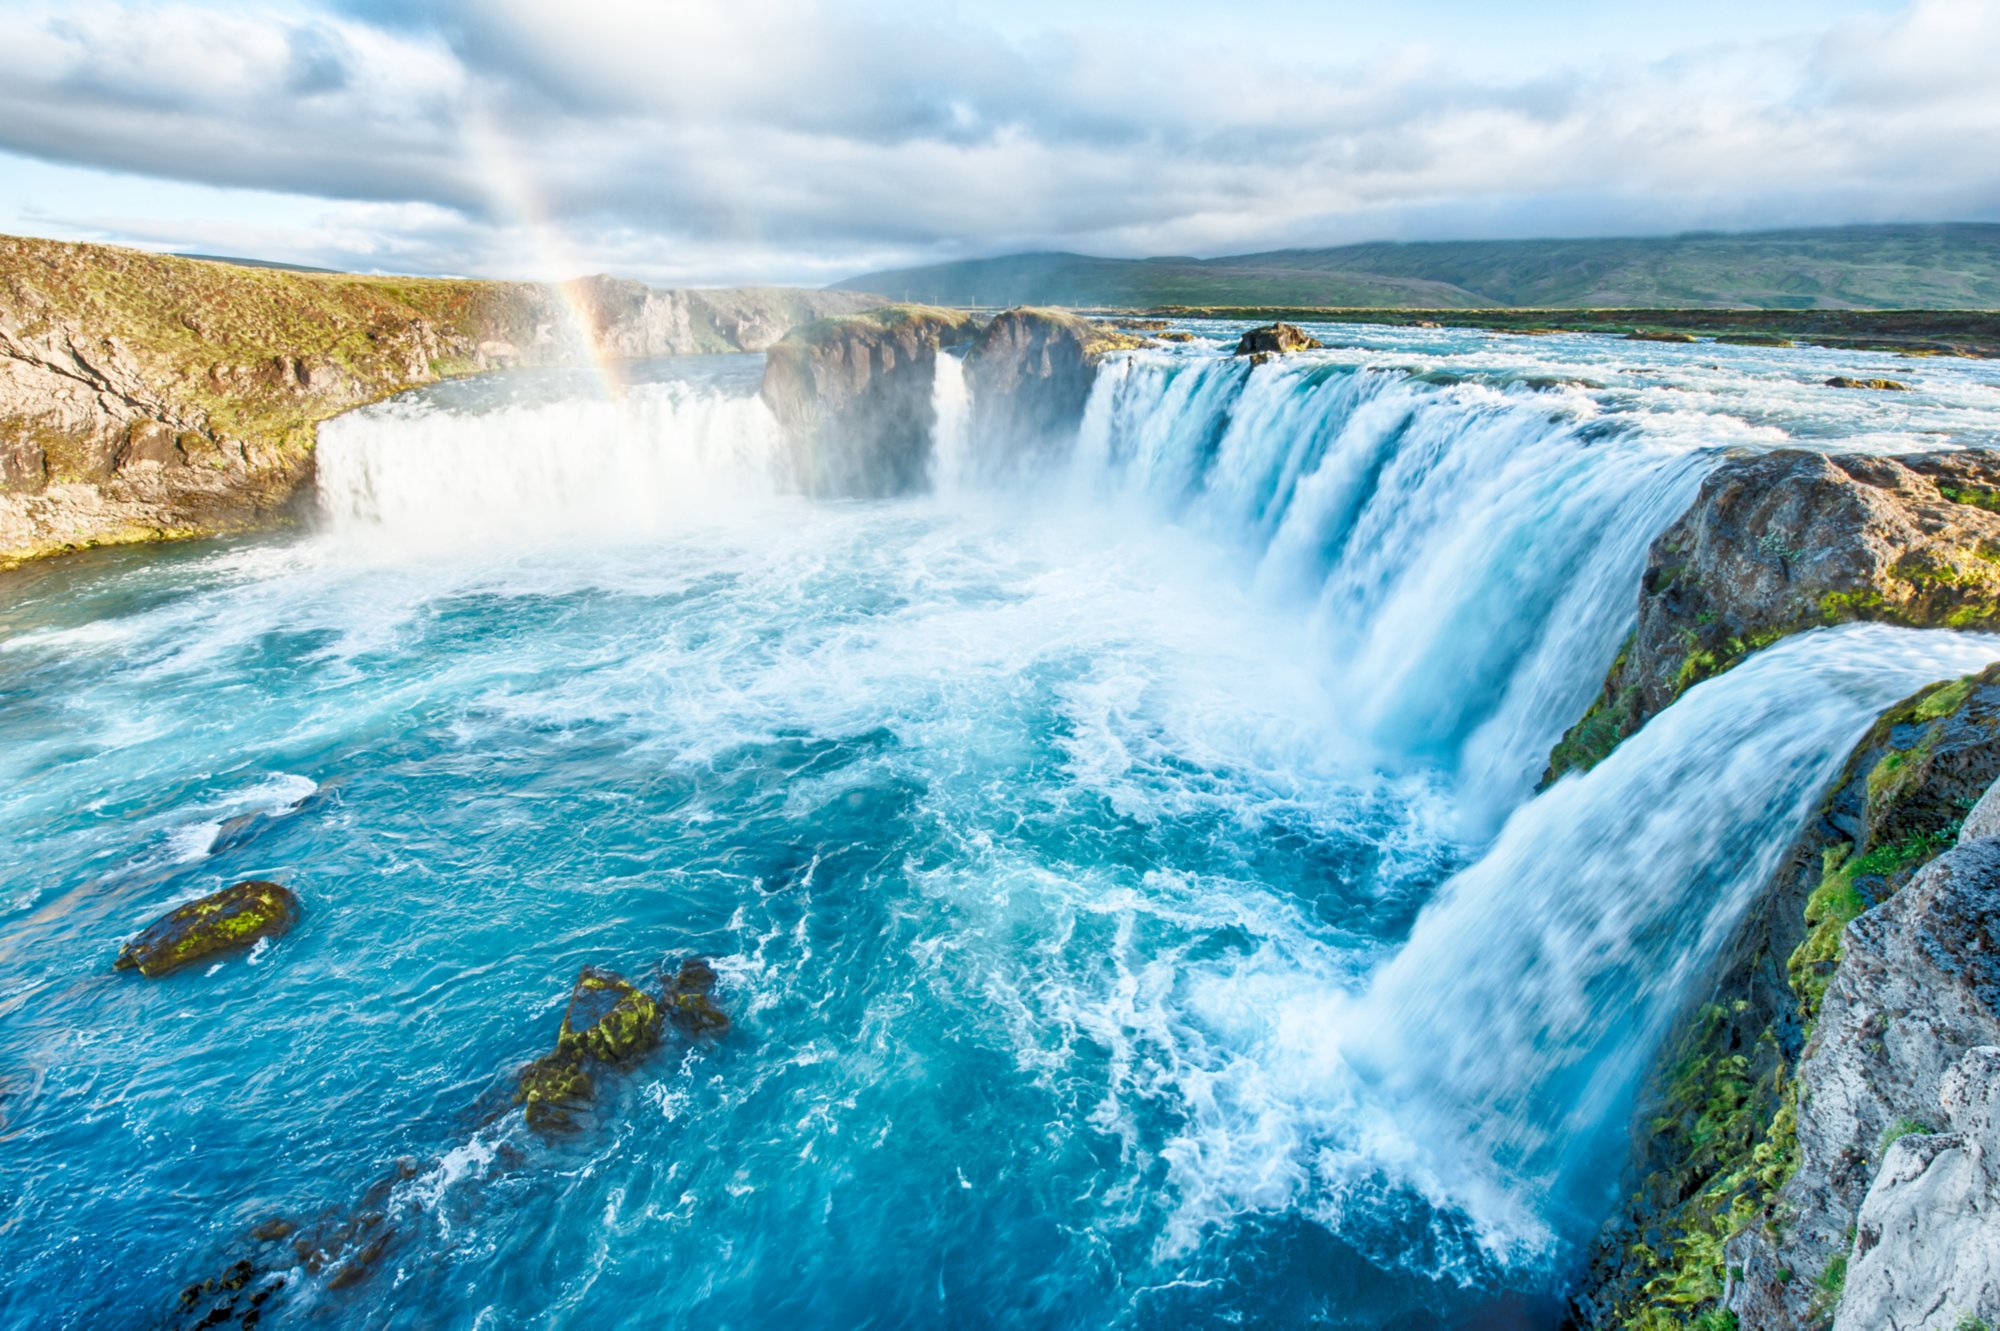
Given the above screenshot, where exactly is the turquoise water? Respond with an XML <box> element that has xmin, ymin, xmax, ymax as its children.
<box><xmin>3</xmin><ymin>332</ymin><xmax>1999</xmax><ymax>1328</ymax></box>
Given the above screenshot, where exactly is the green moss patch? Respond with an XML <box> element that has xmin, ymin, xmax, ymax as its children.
<box><xmin>114</xmin><ymin>879</ymin><xmax>300</xmax><ymax>978</ymax></box>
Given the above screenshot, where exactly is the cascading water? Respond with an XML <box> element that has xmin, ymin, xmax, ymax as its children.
<box><xmin>3</xmin><ymin>326</ymin><xmax>1999</xmax><ymax>1330</ymax></box>
<box><xmin>1066</xmin><ymin>356</ymin><xmax>1715</xmax><ymax>811</ymax></box>
<box><xmin>928</xmin><ymin>351</ymin><xmax>974</xmax><ymax>495</ymax></box>
<box><xmin>316</xmin><ymin>358</ymin><xmax>788</xmax><ymax>540</ymax></box>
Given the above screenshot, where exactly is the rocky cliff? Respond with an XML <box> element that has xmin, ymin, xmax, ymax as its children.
<box><xmin>1547</xmin><ymin>449</ymin><xmax>2000</xmax><ymax>783</ymax></box>
<box><xmin>1564</xmin><ymin>446</ymin><xmax>2000</xmax><ymax>1331</ymax></box>
<box><xmin>0</xmin><ymin>234</ymin><xmax>880</xmax><ymax>565</ymax></box>
<box><xmin>759</xmin><ymin>305</ymin><xmax>1139</xmax><ymax>496</ymax></box>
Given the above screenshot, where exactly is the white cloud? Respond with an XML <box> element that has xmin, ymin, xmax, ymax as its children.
<box><xmin>0</xmin><ymin>0</ymin><xmax>1992</xmax><ymax>283</ymax></box>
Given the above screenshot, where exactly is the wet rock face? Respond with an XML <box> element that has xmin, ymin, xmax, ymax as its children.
<box><xmin>1836</xmin><ymin>1046</ymin><xmax>2000</xmax><ymax>1331</ymax></box>
<box><xmin>759</xmin><ymin>305</ymin><xmax>979</xmax><ymax>498</ymax></box>
<box><xmin>1233</xmin><ymin>322</ymin><xmax>1323</xmax><ymax>357</ymax></box>
<box><xmin>1731</xmin><ymin>835</ymin><xmax>2000</xmax><ymax>1330</ymax></box>
<box><xmin>964</xmin><ymin>308</ymin><xmax>1141</xmax><ymax>478</ymax></box>
<box><xmin>1546</xmin><ymin>447</ymin><xmax>2000</xmax><ymax>782</ymax></box>
<box><xmin>114</xmin><ymin>880</ymin><xmax>300</xmax><ymax>977</ymax></box>
<box><xmin>760</xmin><ymin>305</ymin><xmax>1142</xmax><ymax>496</ymax></box>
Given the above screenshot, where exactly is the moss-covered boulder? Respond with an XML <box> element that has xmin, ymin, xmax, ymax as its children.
<box><xmin>514</xmin><ymin>965</ymin><xmax>668</xmax><ymax>1133</ymax></box>
<box><xmin>1546</xmin><ymin>448</ymin><xmax>2000</xmax><ymax>783</ymax></box>
<box><xmin>1826</xmin><ymin>376</ymin><xmax>1911</xmax><ymax>391</ymax></box>
<box><xmin>114</xmin><ymin>879</ymin><xmax>299</xmax><ymax>977</ymax></box>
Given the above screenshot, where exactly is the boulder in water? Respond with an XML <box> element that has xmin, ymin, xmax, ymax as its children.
<box><xmin>514</xmin><ymin>965</ymin><xmax>664</xmax><ymax>1132</ymax></box>
<box><xmin>1233</xmin><ymin>323</ymin><xmax>1323</xmax><ymax>357</ymax></box>
<box><xmin>1827</xmin><ymin>376</ymin><xmax>1911</xmax><ymax>391</ymax></box>
<box><xmin>664</xmin><ymin>955</ymin><xmax>730</xmax><ymax>1036</ymax></box>
<box><xmin>114</xmin><ymin>880</ymin><xmax>299</xmax><ymax>977</ymax></box>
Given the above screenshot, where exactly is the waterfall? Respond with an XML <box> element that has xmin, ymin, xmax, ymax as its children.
<box><xmin>929</xmin><ymin>351</ymin><xmax>973</xmax><ymax>494</ymax></box>
<box><xmin>1331</xmin><ymin>624</ymin><xmax>2000</xmax><ymax>1254</ymax></box>
<box><xmin>316</xmin><ymin>372</ymin><xmax>787</xmax><ymax>541</ymax></box>
<box><xmin>1069</xmin><ymin>354</ymin><xmax>1713</xmax><ymax>806</ymax></box>
<box><xmin>314</xmin><ymin>350</ymin><xmax>1717</xmax><ymax>799</ymax></box>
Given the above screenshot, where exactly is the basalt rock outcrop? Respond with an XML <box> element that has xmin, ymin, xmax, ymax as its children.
<box><xmin>759</xmin><ymin>305</ymin><xmax>1140</xmax><ymax>496</ymax></box>
<box><xmin>758</xmin><ymin>304</ymin><xmax>979</xmax><ymax>497</ymax></box>
<box><xmin>114</xmin><ymin>879</ymin><xmax>300</xmax><ymax>977</ymax></box>
<box><xmin>1546</xmin><ymin>448</ymin><xmax>2000</xmax><ymax>783</ymax></box>
<box><xmin>1573</xmin><ymin>668</ymin><xmax>2000</xmax><ymax>1331</ymax></box>
<box><xmin>965</xmin><ymin>308</ymin><xmax>1142</xmax><ymax>478</ymax></box>
<box><xmin>0</xmin><ymin>234</ymin><xmax>881</xmax><ymax>565</ymax></box>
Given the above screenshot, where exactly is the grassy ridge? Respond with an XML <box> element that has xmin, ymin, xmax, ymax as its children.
<box><xmin>835</xmin><ymin>224</ymin><xmax>2000</xmax><ymax>312</ymax></box>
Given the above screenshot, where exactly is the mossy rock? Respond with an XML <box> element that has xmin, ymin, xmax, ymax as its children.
<box><xmin>515</xmin><ymin>1050</ymin><xmax>597</xmax><ymax>1134</ymax></box>
<box><xmin>559</xmin><ymin>965</ymin><xmax>664</xmax><ymax>1065</ymax></box>
<box><xmin>115</xmin><ymin>880</ymin><xmax>299</xmax><ymax>977</ymax></box>
<box><xmin>514</xmin><ymin>965</ymin><xmax>669</xmax><ymax>1133</ymax></box>
<box><xmin>1825</xmin><ymin>376</ymin><xmax>1910</xmax><ymax>391</ymax></box>
<box><xmin>665</xmin><ymin>955</ymin><xmax>731</xmax><ymax>1037</ymax></box>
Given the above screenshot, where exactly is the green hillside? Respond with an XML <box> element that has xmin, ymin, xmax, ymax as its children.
<box><xmin>834</xmin><ymin>224</ymin><xmax>2000</xmax><ymax>311</ymax></box>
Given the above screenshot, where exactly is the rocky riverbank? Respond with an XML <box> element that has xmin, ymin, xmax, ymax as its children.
<box><xmin>1563</xmin><ymin>447</ymin><xmax>2000</xmax><ymax>1330</ymax></box>
<box><xmin>0</xmin><ymin>235</ymin><xmax>880</xmax><ymax>565</ymax></box>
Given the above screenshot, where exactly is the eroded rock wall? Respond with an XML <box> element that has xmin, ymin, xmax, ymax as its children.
<box><xmin>1573</xmin><ymin>665</ymin><xmax>2000</xmax><ymax>1330</ymax></box>
<box><xmin>758</xmin><ymin>304</ymin><xmax>1140</xmax><ymax>497</ymax></box>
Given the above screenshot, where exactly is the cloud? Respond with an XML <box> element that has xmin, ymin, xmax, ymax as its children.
<box><xmin>0</xmin><ymin>0</ymin><xmax>1994</xmax><ymax>283</ymax></box>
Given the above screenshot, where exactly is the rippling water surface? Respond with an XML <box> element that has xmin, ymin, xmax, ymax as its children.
<box><xmin>3</xmin><ymin>328</ymin><xmax>1998</xmax><ymax>1329</ymax></box>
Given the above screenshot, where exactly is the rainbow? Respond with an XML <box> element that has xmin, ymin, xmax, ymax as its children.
<box><xmin>463</xmin><ymin>102</ymin><xmax>624</xmax><ymax>400</ymax></box>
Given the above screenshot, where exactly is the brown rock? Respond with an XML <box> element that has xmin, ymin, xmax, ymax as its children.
<box><xmin>1546</xmin><ymin>448</ymin><xmax>2000</xmax><ymax>781</ymax></box>
<box><xmin>1233</xmin><ymin>322</ymin><xmax>1323</xmax><ymax>356</ymax></box>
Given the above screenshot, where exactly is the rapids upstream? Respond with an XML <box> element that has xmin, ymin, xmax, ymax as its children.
<box><xmin>3</xmin><ymin>325</ymin><xmax>2000</xmax><ymax>1329</ymax></box>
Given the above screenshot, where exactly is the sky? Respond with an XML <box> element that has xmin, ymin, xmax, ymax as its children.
<box><xmin>0</xmin><ymin>0</ymin><xmax>1996</xmax><ymax>287</ymax></box>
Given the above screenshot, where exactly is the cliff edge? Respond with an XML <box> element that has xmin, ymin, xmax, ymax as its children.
<box><xmin>1565</xmin><ymin>446</ymin><xmax>2000</xmax><ymax>1330</ymax></box>
<box><xmin>759</xmin><ymin>305</ymin><xmax>1140</xmax><ymax>496</ymax></box>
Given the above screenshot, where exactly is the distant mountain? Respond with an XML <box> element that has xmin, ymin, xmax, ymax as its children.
<box><xmin>832</xmin><ymin>224</ymin><xmax>2000</xmax><ymax>310</ymax></box>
